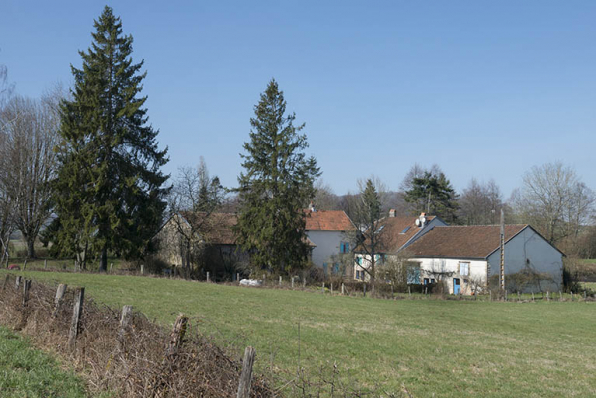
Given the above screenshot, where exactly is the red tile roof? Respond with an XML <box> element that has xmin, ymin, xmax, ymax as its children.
<box><xmin>304</xmin><ymin>210</ymin><xmax>355</xmax><ymax>231</ymax></box>
<box><xmin>406</xmin><ymin>225</ymin><xmax>528</xmax><ymax>259</ymax></box>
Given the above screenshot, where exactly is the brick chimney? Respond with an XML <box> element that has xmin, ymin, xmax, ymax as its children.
<box><xmin>389</xmin><ymin>209</ymin><xmax>396</xmax><ymax>217</ymax></box>
<box><xmin>309</xmin><ymin>201</ymin><xmax>316</xmax><ymax>212</ymax></box>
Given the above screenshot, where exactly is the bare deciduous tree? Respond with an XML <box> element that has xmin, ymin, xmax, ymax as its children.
<box><xmin>0</xmin><ymin>92</ymin><xmax>62</xmax><ymax>258</ymax></box>
<box><xmin>164</xmin><ymin>158</ymin><xmax>227</xmax><ymax>278</ymax></box>
<box><xmin>312</xmin><ymin>179</ymin><xmax>340</xmax><ymax>210</ymax></box>
<box><xmin>512</xmin><ymin>162</ymin><xmax>594</xmax><ymax>246</ymax></box>
<box><xmin>458</xmin><ymin>178</ymin><xmax>508</xmax><ymax>225</ymax></box>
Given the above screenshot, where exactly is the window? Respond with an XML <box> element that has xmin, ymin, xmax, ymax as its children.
<box><xmin>460</xmin><ymin>262</ymin><xmax>469</xmax><ymax>276</ymax></box>
<box><xmin>423</xmin><ymin>278</ymin><xmax>429</xmax><ymax>285</ymax></box>
<box><xmin>356</xmin><ymin>257</ymin><xmax>362</xmax><ymax>265</ymax></box>
<box><xmin>340</xmin><ymin>242</ymin><xmax>350</xmax><ymax>253</ymax></box>
<box><xmin>400</xmin><ymin>226</ymin><xmax>411</xmax><ymax>234</ymax></box>
<box><xmin>356</xmin><ymin>270</ymin><xmax>361</xmax><ymax>280</ymax></box>
<box><xmin>431</xmin><ymin>279</ymin><xmax>436</xmax><ymax>284</ymax></box>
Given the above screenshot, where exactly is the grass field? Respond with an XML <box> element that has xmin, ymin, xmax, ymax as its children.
<box><xmin>0</xmin><ymin>327</ymin><xmax>87</xmax><ymax>398</ymax></box>
<box><xmin>2</xmin><ymin>270</ymin><xmax>596</xmax><ymax>397</ymax></box>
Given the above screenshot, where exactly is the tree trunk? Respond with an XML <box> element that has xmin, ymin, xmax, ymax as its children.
<box><xmin>99</xmin><ymin>246</ymin><xmax>108</xmax><ymax>272</ymax></box>
<box><xmin>26</xmin><ymin>237</ymin><xmax>36</xmax><ymax>259</ymax></box>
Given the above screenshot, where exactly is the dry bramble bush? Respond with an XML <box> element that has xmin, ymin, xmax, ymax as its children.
<box><xmin>0</xmin><ymin>275</ymin><xmax>272</xmax><ymax>397</ymax></box>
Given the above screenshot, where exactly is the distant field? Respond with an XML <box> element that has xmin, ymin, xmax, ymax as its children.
<box><xmin>2</xmin><ymin>270</ymin><xmax>596</xmax><ymax>397</ymax></box>
<box><xmin>0</xmin><ymin>327</ymin><xmax>87</xmax><ymax>398</ymax></box>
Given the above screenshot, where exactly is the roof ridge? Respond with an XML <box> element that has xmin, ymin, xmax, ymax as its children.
<box><xmin>433</xmin><ymin>224</ymin><xmax>528</xmax><ymax>228</ymax></box>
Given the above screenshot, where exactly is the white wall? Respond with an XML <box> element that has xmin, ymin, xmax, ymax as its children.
<box><xmin>487</xmin><ymin>227</ymin><xmax>562</xmax><ymax>293</ymax></box>
<box><xmin>306</xmin><ymin>230</ymin><xmax>347</xmax><ymax>268</ymax></box>
<box><xmin>414</xmin><ymin>258</ymin><xmax>488</xmax><ymax>294</ymax></box>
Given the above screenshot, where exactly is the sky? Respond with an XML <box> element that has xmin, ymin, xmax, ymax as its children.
<box><xmin>1</xmin><ymin>1</ymin><xmax>595</xmax><ymax>198</ymax></box>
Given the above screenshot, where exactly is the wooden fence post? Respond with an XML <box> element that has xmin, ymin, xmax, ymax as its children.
<box><xmin>22</xmin><ymin>279</ymin><xmax>31</xmax><ymax>307</ymax></box>
<box><xmin>321</xmin><ymin>282</ymin><xmax>325</xmax><ymax>293</ymax></box>
<box><xmin>302</xmin><ymin>278</ymin><xmax>306</xmax><ymax>288</ymax></box>
<box><xmin>584</xmin><ymin>290</ymin><xmax>587</xmax><ymax>301</ymax></box>
<box><xmin>559</xmin><ymin>291</ymin><xmax>562</xmax><ymax>301</ymax></box>
<box><xmin>53</xmin><ymin>284</ymin><xmax>67</xmax><ymax>317</ymax></box>
<box><xmin>141</xmin><ymin>264</ymin><xmax>144</xmax><ymax>275</ymax></box>
<box><xmin>330</xmin><ymin>283</ymin><xmax>333</xmax><ymax>294</ymax></box>
<box><xmin>237</xmin><ymin>273</ymin><xmax>240</xmax><ymax>283</ymax></box>
<box><xmin>166</xmin><ymin>314</ymin><xmax>188</xmax><ymax>358</ymax></box>
<box><xmin>490</xmin><ymin>290</ymin><xmax>492</xmax><ymax>302</ymax></box>
<box><xmin>546</xmin><ymin>291</ymin><xmax>550</xmax><ymax>302</ymax></box>
<box><xmin>408</xmin><ymin>285</ymin><xmax>411</xmax><ymax>299</ymax></box>
<box><xmin>206</xmin><ymin>272</ymin><xmax>210</xmax><ymax>282</ymax></box>
<box><xmin>363</xmin><ymin>283</ymin><xmax>366</xmax><ymax>297</ymax></box>
<box><xmin>279</xmin><ymin>276</ymin><xmax>282</xmax><ymax>286</ymax></box>
<box><xmin>69</xmin><ymin>287</ymin><xmax>85</xmax><ymax>349</ymax></box>
<box><xmin>118</xmin><ymin>305</ymin><xmax>133</xmax><ymax>350</ymax></box>
<box><xmin>532</xmin><ymin>292</ymin><xmax>535</xmax><ymax>302</ymax></box>
<box><xmin>44</xmin><ymin>259</ymin><xmax>47</xmax><ymax>269</ymax></box>
<box><xmin>236</xmin><ymin>346</ymin><xmax>256</xmax><ymax>398</ymax></box>
<box><xmin>23</xmin><ymin>260</ymin><xmax>27</xmax><ymax>270</ymax></box>
<box><xmin>291</xmin><ymin>276</ymin><xmax>294</xmax><ymax>289</ymax></box>
<box><xmin>110</xmin><ymin>263</ymin><xmax>113</xmax><ymax>273</ymax></box>
<box><xmin>341</xmin><ymin>283</ymin><xmax>345</xmax><ymax>295</ymax></box>
<box><xmin>571</xmin><ymin>291</ymin><xmax>573</xmax><ymax>302</ymax></box>
<box><xmin>15</xmin><ymin>275</ymin><xmax>22</xmax><ymax>290</ymax></box>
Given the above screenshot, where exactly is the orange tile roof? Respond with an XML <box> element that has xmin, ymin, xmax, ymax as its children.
<box><xmin>406</xmin><ymin>225</ymin><xmax>528</xmax><ymax>259</ymax></box>
<box><xmin>304</xmin><ymin>210</ymin><xmax>355</xmax><ymax>231</ymax></box>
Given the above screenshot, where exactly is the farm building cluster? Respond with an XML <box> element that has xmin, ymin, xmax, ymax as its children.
<box><xmin>154</xmin><ymin>206</ymin><xmax>563</xmax><ymax>294</ymax></box>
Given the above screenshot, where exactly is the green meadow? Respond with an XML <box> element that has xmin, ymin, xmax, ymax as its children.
<box><xmin>0</xmin><ymin>327</ymin><xmax>87</xmax><ymax>398</ymax></box>
<box><xmin>2</xmin><ymin>269</ymin><xmax>595</xmax><ymax>397</ymax></box>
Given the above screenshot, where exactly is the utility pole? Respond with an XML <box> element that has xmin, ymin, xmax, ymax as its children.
<box><xmin>500</xmin><ymin>209</ymin><xmax>505</xmax><ymax>295</ymax></box>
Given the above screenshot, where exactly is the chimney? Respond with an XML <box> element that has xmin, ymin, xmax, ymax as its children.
<box><xmin>309</xmin><ymin>201</ymin><xmax>316</xmax><ymax>212</ymax></box>
<box><xmin>389</xmin><ymin>209</ymin><xmax>396</xmax><ymax>218</ymax></box>
<box><xmin>419</xmin><ymin>212</ymin><xmax>427</xmax><ymax>228</ymax></box>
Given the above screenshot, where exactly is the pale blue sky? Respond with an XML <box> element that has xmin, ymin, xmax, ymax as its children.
<box><xmin>1</xmin><ymin>1</ymin><xmax>595</xmax><ymax>197</ymax></box>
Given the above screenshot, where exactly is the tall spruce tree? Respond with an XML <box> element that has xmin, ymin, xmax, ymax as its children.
<box><xmin>235</xmin><ymin>79</ymin><xmax>320</xmax><ymax>274</ymax></box>
<box><xmin>53</xmin><ymin>6</ymin><xmax>169</xmax><ymax>271</ymax></box>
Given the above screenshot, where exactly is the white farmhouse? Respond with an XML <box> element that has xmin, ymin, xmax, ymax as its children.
<box><xmin>354</xmin><ymin>211</ymin><xmax>564</xmax><ymax>295</ymax></box>
<box><xmin>304</xmin><ymin>205</ymin><xmax>355</xmax><ymax>274</ymax></box>
<box><xmin>407</xmin><ymin>224</ymin><xmax>564</xmax><ymax>294</ymax></box>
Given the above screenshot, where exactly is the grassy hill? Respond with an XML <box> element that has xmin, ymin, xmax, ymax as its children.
<box><xmin>2</xmin><ymin>269</ymin><xmax>595</xmax><ymax>397</ymax></box>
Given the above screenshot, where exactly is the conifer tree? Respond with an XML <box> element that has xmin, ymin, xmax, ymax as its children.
<box><xmin>235</xmin><ymin>79</ymin><xmax>320</xmax><ymax>274</ymax></box>
<box><xmin>352</xmin><ymin>178</ymin><xmax>385</xmax><ymax>281</ymax></box>
<box><xmin>53</xmin><ymin>6</ymin><xmax>169</xmax><ymax>271</ymax></box>
<box><xmin>404</xmin><ymin>170</ymin><xmax>458</xmax><ymax>222</ymax></box>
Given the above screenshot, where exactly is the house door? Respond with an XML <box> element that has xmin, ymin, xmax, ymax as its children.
<box><xmin>453</xmin><ymin>278</ymin><xmax>461</xmax><ymax>294</ymax></box>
